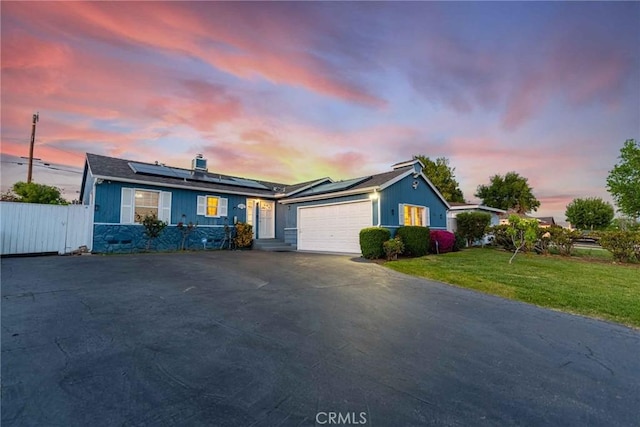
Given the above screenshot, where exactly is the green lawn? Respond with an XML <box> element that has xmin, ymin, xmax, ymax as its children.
<box><xmin>385</xmin><ymin>248</ymin><xmax>640</xmax><ymax>328</ymax></box>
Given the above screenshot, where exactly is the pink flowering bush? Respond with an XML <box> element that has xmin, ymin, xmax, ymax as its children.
<box><xmin>430</xmin><ymin>230</ymin><xmax>456</xmax><ymax>254</ymax></box>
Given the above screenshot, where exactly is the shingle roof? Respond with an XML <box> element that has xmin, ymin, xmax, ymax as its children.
<box><xmin>283</xmin><ymin>166</ymin><xmax>412</xmax><ymax>200</ymax></box>
<box><xmin>535</xmin><ymin>216</ymin><xmax>556</xmax><ymax>225</ymax></box>
<box><xmin>86</xmin><ymin>153</ymin><xmax>287</xmax><ymax>197</ymax></box>
<box><xmin>85</xmin><ymin>153</ymin><xmax>416</xmax><ymax>200</ymax></box>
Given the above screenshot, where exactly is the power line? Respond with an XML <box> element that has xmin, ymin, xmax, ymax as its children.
<box><xmin>1</xmin><ymin>160</ymin><xmax>83</xmax><ymax>174</ymax></box>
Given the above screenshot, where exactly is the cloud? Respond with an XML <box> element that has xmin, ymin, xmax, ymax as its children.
<box><xmin>2</xmin><ymin>2</ymin><xmax>385</xmax><ymax>108</ymax></box>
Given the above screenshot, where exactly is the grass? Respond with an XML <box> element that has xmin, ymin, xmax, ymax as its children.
<box><xmin>385</xmin><ymin>248</ymin><xmax>640</xmax><ymax>328</ymax></box>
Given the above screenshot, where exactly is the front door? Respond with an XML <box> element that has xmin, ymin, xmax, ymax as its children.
<box><xmin>246</xmin><ymin>199</ymin><xmax>275</xmax><ymax>239</ymax></box>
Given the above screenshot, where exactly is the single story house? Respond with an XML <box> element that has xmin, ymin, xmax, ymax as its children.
<box><xmin>447</xmin><ymin>203</ymin><xmax>506</xmax><ymax>232</ymax></box>
<box><xmin>498</xmin><ymin>211</ymin><xmax>556</xmax><ymax>228</ymax></box>
<box><xmin>79</xmin><ymin>154</ymin><xmax>449</xmax><ymax>254</ymax></box>
<box><xmin>447</xmin><ymin>203</ymin><xmax>506</xmax><ymax>245</ymax></box>
<box><xmin>534</xmin><ymin>216</ymin><xmax>557</xmax><ymax>228</ymax></box>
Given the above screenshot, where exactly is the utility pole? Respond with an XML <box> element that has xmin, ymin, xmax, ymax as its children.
<box><xmin>27</xmin><ymin>112</ymin><xmax>39</xmax><ymax>183</ymax></box>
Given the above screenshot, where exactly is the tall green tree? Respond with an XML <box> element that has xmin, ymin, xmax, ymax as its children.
<box><xmin>475</xmin><ymin>172</ymin><xmax>540</xmax><ymax>213</ymax></box>
<box><xmin>564</xmin><ymin>197</ymin><xmax>614</xmax><ymax>230</ymax></box>
<box><xmin>4</xmin><ymin>181</ymin><xmax>68</xmax><ymax>205</ymax></box>
<box><xmin>606</xmin><ymin>139</ymin><xmax>640</xmax><ymax>219</ymax></box>
<box><xmin>414</xmin><ymin>155</ymin><xmax>465</xmax><ymax>203</ymax></box>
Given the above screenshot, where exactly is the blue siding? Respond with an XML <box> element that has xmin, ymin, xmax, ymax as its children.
<box><xmin>275</xmin><ymin>202</ymin><xmax>286</xmax><ymax>240</ymax></box>
<box><xmin>380</xmin><ymin>174</ymin><xmax>448</xmax><ymax>230</ymax></box>
<box><xmin>94</xmin><ymin>181</ymin><xmax>267</xmax><ymax>226</ymax></box>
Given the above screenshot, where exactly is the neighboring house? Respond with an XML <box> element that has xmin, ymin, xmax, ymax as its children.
<box><xmin>447</xmin><ymin>203</ymin><xmax>506</xmax><ymax>245</ymax></box>
<box><xmin>80</xmin><ymin>154</ymin><xmax>450</xmax><ymax>254</ymax></box>
<box><xmin>498</xmin><ymin>210</ymin><xmax>536</xmax><ymax>225</ymax></box>
<box><xmin>447</xmin><ymin>203</ymin><xmax>506</xmax><ymax>232</ymax></box>
<box><xmin>534</xmin><ymin>216</ymin><xmax>556</xmax><ymax>228</ymax></box>
<box><xmin>498</xmin><ymin>211</ymin><xmax>557</xmax><ymax>228</ymax></box>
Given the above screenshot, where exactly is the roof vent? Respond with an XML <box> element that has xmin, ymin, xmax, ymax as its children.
<box><xmin>192</xmin><ymin>154</ymin><xmax>207</xmax><ymax>172</ymax></box>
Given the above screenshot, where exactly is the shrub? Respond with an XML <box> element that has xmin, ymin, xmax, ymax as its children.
<box><xmin>177</xmin><ymin>217</ymin><xmax>197</xmax><ymax>250</ymax></box>
<box><xmin>487</xmin><ymin>224</ymin><xmax>516</xmax><ymax>251</ymax></box>
<box><xmin>234</xmin><ymin>222</ymin><xmax>253</xmax><ymax>248</ymax></box>
<box><xmin>383</xmin><ymin>237</ymin><xmax>405</xmax><ymax>260</ymax></box>
<box><xmin>141</xmin><ymin>214</ymin><xmax>167</xmax><ymax>251</ymax></box>
<box><xmin>456</xmin><ymin>212</ymin><xmax>491</xmax><ymax>246</ymax></box>
<box><xmin>359</xmin><ymin>227</ymin><xmax>391</xmax><ymax>259</ymax></box>
<box><xmin>548</xmin><ymin>226</ymin><xmax>581</xmax><ymax>256</ymax></box>
<box><xmin>535</xmin><ymin>228</ymin><xmax>552</xmax><ymax>255</ymax></box>
<box><xmin>599</xmin><ymin>231</ymin><xmax>640</xmax><ymax>263</ymax></box>
<box><xmin>396</xmin><ymin>226</ymin><xmax>430</xmax><ymax>257</ymax></box>
<box><xmin>430</xmin><ymin>230</ymin><xmax>456</xmax><ymax>254</ymax></box>
<box><xmin>453</xmin><ymin>232</ymin><xmax>466</xmax><ymax>251</ymax></box>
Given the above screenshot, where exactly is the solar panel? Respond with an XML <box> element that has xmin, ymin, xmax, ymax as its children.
<box><xmin>129</xmin><ymin>162</ymin><xmax>271</xmax><ymax>190</ymax></box>
<box><xmin>172</xmin><ymin>170</ymin><xmax>192</xmax><ymax>179</ymax></box>
<box><xmin>230</xmin><ymin>178</ymin><xmax>269</xmax><ymax>190</ymax></box>
<box><xmin>297</xmin><ymin>176</ymin><xmax>371</xmax><ymax>196</ymax></box>
<box><xmin>129</xmin><ymin>162</ymin><xmax>183</xmax><ymax>179</ymax></box>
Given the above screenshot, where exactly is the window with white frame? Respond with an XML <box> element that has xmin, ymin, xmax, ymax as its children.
<box><xmin>400</xmin><ymin>203</ymin><xmax>429</xmax><ymax>226</ymax></box>
<box><xmin>120</xmin><ymin>188</ymin><xmax>171</xmax><ymax>224</ymax></box>
<box><xmin>197</xmin><ymin>195</ymin><xmax>228</xmax><ymax>217</ymax></box>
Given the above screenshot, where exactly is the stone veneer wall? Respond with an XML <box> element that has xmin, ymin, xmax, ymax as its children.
<box><xmin>93</xmin><ymin>225</ymin><xmax>230</xmax><ymax>254</ymax></box>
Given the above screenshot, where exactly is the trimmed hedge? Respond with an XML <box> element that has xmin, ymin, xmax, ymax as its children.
<box><xmin>359</xmin><ymin>227</ymin><xmax>391</xmax><ymax>259</ymax></box>
<box><xmin>598</xmin><ymin>231</ymin><xmax>640</xmax><ymax>263</ymax></box>
<box><xmin>396</xmin><ymin>226</ymin><xmax>430</xmax><ymax>257</ymax></box>
<box><xmin>456</xmin><ymin>212</ymin><xmax>491</xmax><ymax>246</ymax></box>
<box><xmin>430</xmin><ymin>230</ymin><xmax>456</xmax><ymax>254</ymax></box>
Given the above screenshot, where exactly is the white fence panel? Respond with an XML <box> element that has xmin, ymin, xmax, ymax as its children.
<box><xmin>0</xmin><ymin>202</ymin><xmax>93</xmax><ymax>255</ymax></box>
<box><xmin>64</xmin><ymin>204</ymin><xmax>93</xmax><ymax>254</ymax></box>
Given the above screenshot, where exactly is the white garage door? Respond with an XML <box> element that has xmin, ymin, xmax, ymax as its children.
<box><xmin>298</xmin><ymin>201</ymin><xmax>372</xmax><ymax>253</ymax></box>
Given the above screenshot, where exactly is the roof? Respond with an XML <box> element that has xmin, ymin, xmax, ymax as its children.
<box><xmin>535</xmin><ymin>216</ymin><xmax>556</xmax><ymax>225</ymax></box>
<box><xmin>284</xmin><ymin>166</ymin><xmax>413</xmax><ymax>200</ymax></box>
<box><xmin>85</xmin><ymin>153</ymin><xmax>287</xmax><ymax>197</ymax></box>
<box><xmin>83</xmin><ymin>154</ymin><xmax>449</xmax><ymax>207</ymax></box>
<box><xmin>448</xmin><ymin>203</ymin><xmax>506</xmax><ymax>213</ymax></box>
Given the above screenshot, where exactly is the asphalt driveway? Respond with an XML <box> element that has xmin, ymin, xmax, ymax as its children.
<box><xmin>2</xmin><ymin>251</ymin><xmax>639</xmax><ymax>426</ymax></box>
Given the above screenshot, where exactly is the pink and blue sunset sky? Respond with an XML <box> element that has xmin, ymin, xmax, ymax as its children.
<box><xmin>1</xmin><ymin>2</ymin><xmax>638</xmax><ymax>222</ymax></box>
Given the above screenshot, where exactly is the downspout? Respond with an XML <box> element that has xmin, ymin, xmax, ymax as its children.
<box><xmin>88</xmin><ymin>179</ymin><xmax>97</xmax><ymax>252</ymax></box>
<box><xmin>376</xmin><ymin>189</ymin><xmax>381</xmax><ymax>227</ymax></box>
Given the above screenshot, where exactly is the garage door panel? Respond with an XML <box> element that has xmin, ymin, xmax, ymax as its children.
<box><xmin>298</xmin><ymin>201</ymin><xmax>372</xmax><ymax>253</ymax></box>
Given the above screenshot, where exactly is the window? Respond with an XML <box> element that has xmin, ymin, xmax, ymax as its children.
<box><xmin>134</xmin><ymin>190</ymin><xmax>159</xmax><ymax>222</ymax></box>
<box><xmin>120</xmin><ymin>188</ymin><xmax>171</xmax><ymax>224</ymax></box>
<box><xmin>197</xmin><ymin>195</ymin><xmax>228</xmax><ymax>217</ymax></box>
<box><xmin>400</xmin><ymin>203</ymin><xmax>429</xmax><ymax>226</ymax></box>
<box><xmin>207</xmin><ymin>196</ymin><xmax>219</xmax><ymax>216</ymax></box>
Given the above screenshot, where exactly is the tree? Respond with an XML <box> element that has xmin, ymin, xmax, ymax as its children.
<box><xmin>475</xmin><ymin>172</ymin><xmax>540</xmax><ymax>213</ymax></box>
<box><xmin>414</xmin><ymin>155</ymin><xmax>465</xmax><ymax>203</ymax></box>
<box><xmin>606</xmin><ymin>139</ymin><xmax>640</xmax><ymax>219</ymax></box>
<box><xmin>505</xmin><ymin>215</ymin><xmax>539</xmax><ymax>264</ymax></box>
<box><xmin>4</xmin><ymin>181</ymin><xmax>68</xmax><ymax>205</ymax></box>
<box><xmin>564</xmin><ymin>197</ymin><xmax>614</xmax><ymax>230</ymax></box>
<box><xmin>456</xmin><ymin>212</ymin><xmax>491</xmax><ymax>246</ymax></box>
<box><xmin>141</xmin><ymin>214</ymin><xmax>168</xmax><ymax>251</ymax></box>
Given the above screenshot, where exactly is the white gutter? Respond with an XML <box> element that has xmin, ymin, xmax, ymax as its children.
<box><xmin>279</xmin><ymin>186</ymin><xmax>379</xmax><ymax>204</ymax></box>
<box><xmin>91</xmin><ymin>174</ymin><xmax>275</xmax><ymax>199</ymax></box>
